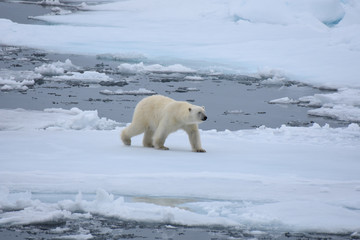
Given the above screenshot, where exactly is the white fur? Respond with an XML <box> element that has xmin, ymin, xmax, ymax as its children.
<box><xmin>121</xmin><ymin>95</ymin><xmax>207</xmax><ymax>152</ymax></box>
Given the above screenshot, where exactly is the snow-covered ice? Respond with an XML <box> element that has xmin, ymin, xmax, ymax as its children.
<box><xmin>1</xmin><ymin>0</ymin><xmax>360</xmax><ymax>235</ymax></box>
<box><xmin>1</xmin><ymin>0</ymin><xmax>360</xmax><ymax>88</ymax></box>
<box><xmin>0</xmin><ymin>108</ymin><xmax>120</xmax><ymax>130</ymax></box>
<box><xmin>1</xmin><ymin>108</ymin><xmax>360</xmax><ymax>233</ymax></box>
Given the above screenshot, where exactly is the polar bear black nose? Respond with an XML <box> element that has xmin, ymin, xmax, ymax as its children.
<box><xmin>202</xmin><ymin>116</ymin><xmax>207</xmax><ymax>121</ymax></box>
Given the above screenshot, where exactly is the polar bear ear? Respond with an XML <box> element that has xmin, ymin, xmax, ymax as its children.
<box><xmin>188</xmin><ymin>108</ymin><xmax>192</xmax><ymax>112</ymax></box>
<box><xmin>202</xmin><ymin>106</ymin><xmax>205</xmax><ymax>110</ymax></box>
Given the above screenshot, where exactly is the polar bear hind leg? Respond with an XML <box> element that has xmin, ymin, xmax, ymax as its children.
<box><xmin>121</xmin><ymin>123</ymin><xmax>145</xmax><ymax>146</ymax></box>
<box><xmin>152</xmin><ymin>120</ymin><xmax>171</xmax><ymax>150</ymax></box>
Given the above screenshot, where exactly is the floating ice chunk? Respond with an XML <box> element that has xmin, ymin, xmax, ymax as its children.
<box><xmin>0</xmin><ymin>69</ymin><xmax>41</xmax><ymax>81</ymax></box>
<box><xmin>308</xmin><ymin>105</ymin><xmax>360</xmax><ymax>122</ymax></box>
<box><xmin>298</xmin><ymin>95</ymin><xmax>323</xmax><ymax>107</ymax></box>
<box><xmin>100</xmin><ymin>88</ymin><xmax>156</xmax><ymax>96</ymax></box>
<box><xmin>184</xmin><ymin>76</ymin><xmax>204</xmax><ymax>81</ymax></box>
<box><xmin>50</xmin><ymin>7</ymin><xmax>72</xmax><ymax>15</ymax></box>
<box><xmin>224</xmin><ymin>110</ymin><xmax>244</xmax><ymax>115</ymax></box>
<box><xmin>77</xmin><ymin>2</ymin><xmax>90</xmax><ymax>10</ymax></box>
<box><xmin>175</xmin><ymin>87</ymin><xmax>199</xmax><ymax>93</ymax></box>
<box><xmin>35</xmin><ymin>59</ymin><xmax>79</xmax><ymax>76</ymax></box>
<box><xmin>299</xmin><ymin>88</ymin><xmax>360</xmax><ymax>122</ymax></box>
<box><xmin>49</xmin><ymin>71</ymin><xmax>112</xmax><ymax>82</ymax></box>
<box><xmin>261</xmin><ymin>76</ymin><xmax>288</xmax><ymax>85</ymax></box>
<box><xmin>302</xmin><ymin>88</ymin><xmax>360</xmax><ymax>107</ymax></box>
<box><xmin>40</xmin><ymin>0</ymin><xmax>62</xmax><ymax>6</ymax></box>
<box><xmin>35</xmin><ymin>59</ymin><xmax>112</xmax><ymax>82</ymax></box>
<box><xmin>117</xmin><ymin>62</ymin><xmax>196</xmax><ymax>74</ymax></box>
<box><xmin>253</xmin><ymin>68</ymin><xmax>290</xmax><ymax>86</ymax></box>
<box><xmin>0</xmin><ymin>77</ymin><xmax>35</xmax><ymax>91</ymax></box>
<box><xmin>57</xmin><ymin>228</ymin><xmax>93</xmax><ymax>240</ymax></box>
<box><xmin>117</xmin><ymin>62</ymin><xmax>146</xmax><ymax>74</ymax></box>
<box><xmin>269</xmin><ymin>97</ymin><xmax>299</xmax><ymax>104</ymax></box>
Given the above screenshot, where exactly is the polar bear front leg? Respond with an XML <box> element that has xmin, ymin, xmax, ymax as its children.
<box><xmin>183</xmin><ymin>124</ymin><xmax>206</xmax><ymax>152</ymax></box>
<box><xmin>143</xmin><ymin>128</ymin><xmax>154</xmax><ymax>148</ymax></box>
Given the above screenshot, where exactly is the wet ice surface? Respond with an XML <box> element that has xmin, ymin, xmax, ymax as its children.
<box><xmin>0</xmin><ymin>46</ymin><xmax>348</xmax><ymax>131</ymax></box>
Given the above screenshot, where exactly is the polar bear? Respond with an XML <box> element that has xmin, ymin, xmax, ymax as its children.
<box><xmin>121</xmin><ymin>95</ymin><xmax>207</xmax><ymax>152</ymax></box>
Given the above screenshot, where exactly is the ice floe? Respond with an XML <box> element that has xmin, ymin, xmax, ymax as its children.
<box><xmin>35</xmin><ymin>59</ymin><xmax>79</xmax><ymax>76</ymax></box>
<box><xmin>99</xmin><ymin>88</ymin><xmax>156</xmax><ymax>96</ymax></box>
<box><xmin>269</xmin><ymin>97</ymin><xmax>299</xmax><ymax>104</ymax></box>
<box><xmin>269</xmin><ymin>88</ymin><xmax>360</xmax><ymax>123</ymax></box>
<box><xmin>117</xmin><ymin>62</ymin><xmax>196</xmax><ymax>74</ymax></box>
<box><xmin>0</xmin><ymin>69</ymin><xmax>40</xmax><ymax>91</ymax></box>
<box><xmin>34</xmin><ymin>59</ymin><xmax>112</xmax><ymax>82</ymax></box>
<box><xmin>300</xmin><ymin>88</ymin><xmax>360</xmax><ymax>122</ymax></box>
<box><xmin>0</xmin><ymin>108</ymin><xmax>360</xmax><ymax>232</ymax></box>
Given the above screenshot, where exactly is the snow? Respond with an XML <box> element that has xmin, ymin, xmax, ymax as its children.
<box><xmin>1</xmin><ymin>108</ymin><xmax>360</xmax><ymax>232</ymax></box>
<box><xmin>0</xmin><ymin>108</ymin><xmax>120</xmax><ymax>130</ymax></box>
<box><xmin>1</xmin><ymin>0</ymin><xmax>360</xmax><ymax>88</ymax></box>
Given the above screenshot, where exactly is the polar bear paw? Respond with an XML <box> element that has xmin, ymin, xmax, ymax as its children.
<box><xmin>194</xmin><ymin>148</ymin><xmax>206</xmax><ymax>153</ymax></box>
<box><xmin>157</xmin><ymin>146</ymin><xmax>169</xmax><ymax>150</ymax></box>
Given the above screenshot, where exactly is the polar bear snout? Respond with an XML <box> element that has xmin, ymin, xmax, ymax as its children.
<box><xmin>199</xmin><ymin>112</ymin><xmax>207</xmax><ymax>121</ymax></box>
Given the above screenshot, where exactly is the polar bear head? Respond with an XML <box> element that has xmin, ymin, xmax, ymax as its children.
<box><xmin>188</xmin><ymin>105</ymin><xmax>207</xmax><ymax>124</ymax></box>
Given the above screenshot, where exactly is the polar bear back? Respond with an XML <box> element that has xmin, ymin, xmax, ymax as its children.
<box><xmin>132</xmin><ymin>95</ymin><xmax>190</xmax><ymax>129</ymax></box>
